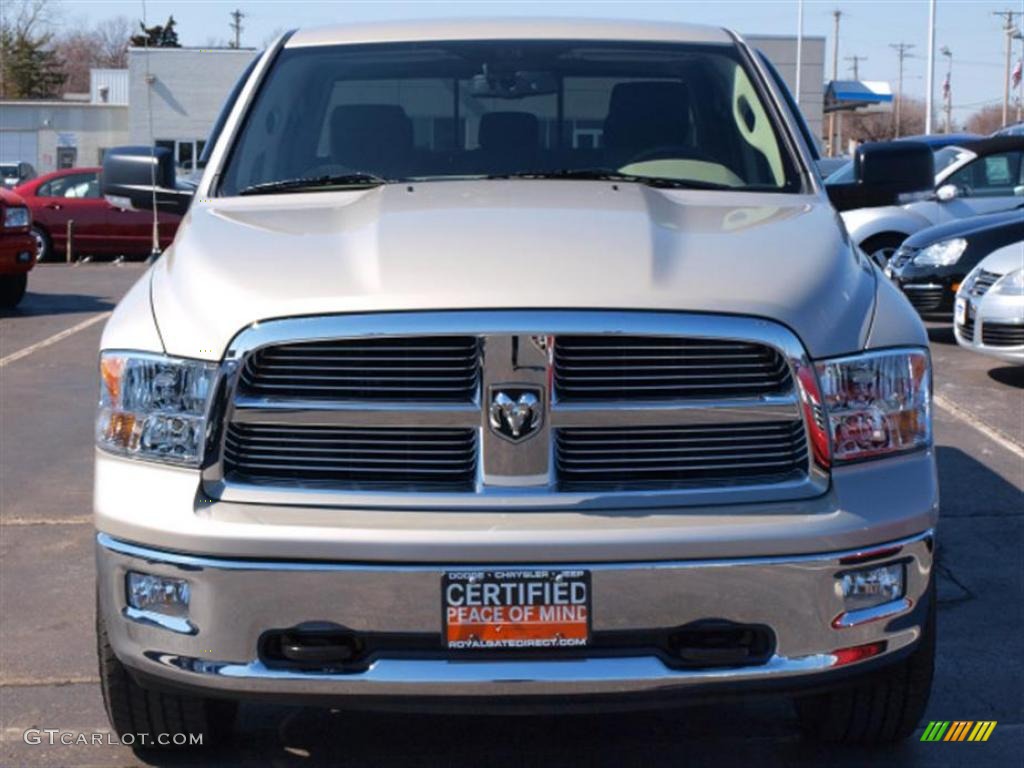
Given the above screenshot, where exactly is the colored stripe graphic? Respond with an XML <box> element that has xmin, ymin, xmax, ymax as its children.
<box><xmin>945</xmin><ymin>721</ymin><xmax>972</xmax><ymax>741</ymax></box>
<box><xmin>921</xmin><ymin>721</ymin><xmax>996</xmax><ymax>742</ymax></box>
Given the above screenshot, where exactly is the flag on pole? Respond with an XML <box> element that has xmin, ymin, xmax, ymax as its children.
<box><xmin>1013</xmin><ymin>59</ymin><xmax>1022</xmax><ymax>89</ymax></box>
<box><xmin>942</xmin><ymin>72</ymin><xmax>951</xmax><ymax>99</ymax></box>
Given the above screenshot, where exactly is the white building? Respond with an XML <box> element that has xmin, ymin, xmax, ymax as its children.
<box><xmin>128</xmin><ymin>47</ymin><xmax>258</xmax><ymax>169</ymax></box>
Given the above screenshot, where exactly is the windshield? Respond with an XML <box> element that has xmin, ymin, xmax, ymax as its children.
<box><xmin>219</xmin><ymin>40</ymin><xmax>799</xmax><ymax>196</ymax></box>
<box><xmin>933</xmin><ymin>146</ymin><xmax>972</xmax><ymax>175</ymax></box>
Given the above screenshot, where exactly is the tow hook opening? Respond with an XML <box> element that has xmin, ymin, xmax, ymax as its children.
<box><xmin>667</xmin><ymin>620</ymin><xmax>775</xmax><ymax>667</ymax></box>
<box><xmin>261</xmin><ymin>623</ymin><xmax>365</xmax><ymax>669</ymax></box>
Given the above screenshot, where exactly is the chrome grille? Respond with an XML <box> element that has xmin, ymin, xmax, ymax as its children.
<box><xmin>239</xmin><ymin>336</ymin><xmax>480</xmax><ymax>401</ymax></box>
<box><xmin>902</xmin><ymin>285</ymin><xmax>945</xmax><ymax>313</ymax></box>
<box><xmin>969</xmin><ymin>270</ymin><xmax>1000</xmax><ymax>298</ymax></box>
<box><xmin>208</xmin><ymin>312</ymin><xmax>824</xmax><ymax>509</ymax></box>
<box><xmin>556</xmin><ymin>422</ymin><xmax>808</xmax><ymax>489</ymax></box>
<box><xmin>224</xmin><ymin>424</ymin><xmax>477</xmax><ymax>488</ymax></box>
<box><xmin>553</xmin><ymin>336</ymin><xmax>791</xmax><ymax>400</ymax></box>
<box><xmin>981</xmin><ymin>322</ymin><xmax>1024</xmax><ymax>347</ymax></box>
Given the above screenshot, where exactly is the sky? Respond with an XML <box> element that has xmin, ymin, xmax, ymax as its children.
<box><xmin>55</xmin><ymin>0</ymin><xmax>1024</xmax><ymax>125</ymax></box>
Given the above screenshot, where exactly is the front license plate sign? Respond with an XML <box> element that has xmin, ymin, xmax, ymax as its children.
<box><xmin>443</xmin><ymin>570</ymin><xmax>591</xmax><ymax>650</ymax></box>
<box><xmin>955</xmin><ymin>297</ymin><xmax>967</xmax><ymax>326</ymax></box>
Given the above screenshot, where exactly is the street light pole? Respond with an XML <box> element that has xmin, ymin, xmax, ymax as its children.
<box><xmin>829</xmin><ymin>9</ymin><xmax>842</xmax><ymax>156</ymax></box>
<box><xmin>925</xmin><ymin>0</ymin><xmax>936</xmax><ymax>134</ymax></box>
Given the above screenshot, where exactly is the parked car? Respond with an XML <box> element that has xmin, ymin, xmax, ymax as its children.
<box><xmin>1</xmin><ymin>161</ymin><xmax>36</xmax><ymax>189</ymax></box>
<box><xmin>992</xmin><ymin>121</ymin><xmax>1024</xmax><ymax>138</ymax></box>
<box><xmin>0</xmin><ymin>187</ymin><xmax>36</xmax><ymax>308</ymax></box>
<box><xmin>94</xmin><ymin>20</ymin><xmax>938</xmax><ymax>750</ymax></box>
<box><xmin>955</xmin><ymin>241</ymin><xmax>1024</xmax><ymax>362</ymax></box>
<box><xmin>843</xmin><ymin>135</ymin><xmax>1024</xmax><ymax>265</ymax></box>
<box><xmin>15</xmin><ymin>167</ymin><xmax>180</xmax><ymax>261</ymax></box>
<box><xmin>896</xmin><ymin>132</ymin><xmax>982</xmax><ymax>149</ymax></box>
<box><xmin>886</xmin><ymin>205</ymin><xmax>1024</xmax><ymax>316</ymax></box>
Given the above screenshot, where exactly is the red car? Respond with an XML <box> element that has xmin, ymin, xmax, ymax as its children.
<box><xmin>15</xmin><ymin>167</ymin><xmax>180</xmax><ymax>261</ymax></box>
<box><xmin>0</xmin><ymin>187</ymin><xmax>36</xmax><ymax>307</ymax></box>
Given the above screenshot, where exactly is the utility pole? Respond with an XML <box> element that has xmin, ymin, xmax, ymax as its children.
<box><xmin>828</xmin><ymin>9</ymin><xmax>842</xmax><ymax>156</ymax></box>
<box><xmin>890</xmin><ymin>42</ymin><xmax>915</xmax><ymax>138</ymax></box>
<box><xmin>941</xmin><ymin>46</ymin><xmax>953</xmax><ymax>134</ymax></box>
<box><xmin>925</xmin><ymin>0</ymin><xmax>936</xmax><ymax>134</ymax></box>
<box><xmin>1017</xmin><ymin>29</ymin><xmax>1023</xmax><ymax>122</ymax></box>
<box><xmin>795</xmin><ymin>0</ymin><xmax>804</xmax><ymax>106</ymax></box>
<box><xmin>845</xmin><ymin>55</ymin><xmax>867</xmax><ymax>79</ymax></box>
<box><xmin>229</xmin><ymin>9</ymin><xmax>245</xmax><ymax>49</ymax></box>
<box><xmin>995</xmin><ymin>11</ymin><xmax>1017</xmax><ymax>127</ymax></box>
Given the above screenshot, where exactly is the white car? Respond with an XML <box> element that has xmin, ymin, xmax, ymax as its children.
<box><xmin>955</xmin><ymin>241</ymin><xmax>1024</xmax><ymax>363</ymax></box>
<box><xmin>842</xmin><ymin>136</ymin><xmax>1024</xmax><ymax>264</ymax></box>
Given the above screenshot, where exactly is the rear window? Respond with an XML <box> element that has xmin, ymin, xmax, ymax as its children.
<box><xmin>219</xmin><ymin>40</ymin><xmax>799</xmax><ymax>195</ymax></box>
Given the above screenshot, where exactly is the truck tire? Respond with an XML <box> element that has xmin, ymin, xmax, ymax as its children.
<box><xmin>96</xmin><ymin>608</ymin><xmax>236</xmax><ymax>750</ymax></box>
<box><xmin>0</xmin><ymin>274</ymin><xmax>27</xmax><ymax>308</ymax></box>
<box><xmin>794</xmin><ymin>582</ymin><xmax>935</xmax><ymax>745</ymax></box>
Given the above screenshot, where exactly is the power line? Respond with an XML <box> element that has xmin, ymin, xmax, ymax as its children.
<box><xmin>890</xmin><ymin>42</ymin><xmax>916</xmax><ymax>137</ymax></box>
<box><xmin>845</xmin><ymin>54</ymin><xmax>868</xmax><ymax>79</ymax></box>
<box><xmin>229</xmin><ymin>9</ymin><xmax>245</xmax><ymax>49</ymax></box>
<box><xmin>993</xmin><ymin>10</ymin><xmax>1019</xmax><ymax>126</ymax></box>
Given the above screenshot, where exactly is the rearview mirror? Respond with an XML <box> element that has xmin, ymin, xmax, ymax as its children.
<box><xmin>101</xmin><ymin>146</ymin><xmax>193</xmax><ymax>217</ymax></box>
<box><xmin>826</xmin><ymin>141</ymin><xmax>933</xmax><ymax>212</ymax></box>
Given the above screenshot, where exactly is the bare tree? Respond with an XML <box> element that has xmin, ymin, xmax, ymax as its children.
<box><xmin>843</xmin><ymin>98</ymin><xmax>929</xmax><ymax>144</ymax></box>
<box><xmin>94</xmin><ymin>16</ymin><xmax>133</xmax><ymax>67</ymax></box>
<box><xmin>52</xmin><ymin>16</ymin><xmax>132</xmax><ymax>93</ymax></box>
<box><xmin>964</xmin><ymin>104</ymin><xmax>1005</xmax><ymax>135</ymax></box>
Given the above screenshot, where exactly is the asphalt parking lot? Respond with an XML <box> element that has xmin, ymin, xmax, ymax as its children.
<box><xmin>1</xmin><ymin>264</ymin><xmax>1021</xmax><ymax>768</ymax></box>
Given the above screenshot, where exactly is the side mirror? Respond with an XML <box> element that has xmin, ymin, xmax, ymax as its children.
<box><xmin>936</xmin><ymin>184</ymin><xmax>959</xmax><ymax>202</ymax></box>
<box><xmin>826</xmin><ymin>141</ymin><xmax>934</xmax><ymax>212</ymax></box>
<box><xmin>101</xmin><ymin>146</ymin><xmax>193</xmax><ymax>217</ymax></box>
<box><xmin>1014</xmin><ymin>185</ymin><xmax>1024</xmax><ymax>197</ymax></box>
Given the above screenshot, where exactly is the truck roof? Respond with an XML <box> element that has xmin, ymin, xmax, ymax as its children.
<box><xmin>287</xmin><ymin>18</ymin><xmax>735</xmax><ymax>49</ymax></box>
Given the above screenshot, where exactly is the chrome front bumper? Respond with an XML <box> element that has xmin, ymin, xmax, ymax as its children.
<box><xmin>97</xmin><ymin>531</ymin><xmax>934</xmax><ymax>702</ymax></box>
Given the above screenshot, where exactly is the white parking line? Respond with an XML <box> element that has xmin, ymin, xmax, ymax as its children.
<box><xmin>0</xmin><ymin>312</ymin><xmax>110</xmax><ymax>368</ymax></box>
<box><xmin>934</xmin><ymin>394</ymin><xmax>1024</xmax><ymax>460</ymax></box>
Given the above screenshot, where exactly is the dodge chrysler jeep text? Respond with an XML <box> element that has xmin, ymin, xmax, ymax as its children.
<box><xmin>94</xmin><ymin>19</ymin><xmax>939</xmax><ymax>748</ymax></box>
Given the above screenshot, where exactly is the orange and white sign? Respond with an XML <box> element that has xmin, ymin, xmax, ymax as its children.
<box><xmin>443</xmin><ymin>570</ymin><xmax>591</xmax><ymax>649</ymax></box>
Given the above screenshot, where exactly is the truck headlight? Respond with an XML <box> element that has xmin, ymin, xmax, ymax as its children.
<box><xmin>3</xmin><ymin>205</ymin><xmax>29</xmax><ymax>229</ymax></box>
<box><xmin>912</xmin><ymin>237</ymin><xmax>966</xmax><ymax>267</ymax></box>
<box><xmin>96</xmin><ymin>352</ymin><xmax>219</xmax><ymax>466</ymax></box>
<box><xmin>992</xmin><ymin>268</ymin><xmax>1024</xmax><ymax>297</ymax></box>
<box><xmin>816</xmin><ymin>349</ymin><xmax>931</xmax><ymax>463</ymax></box>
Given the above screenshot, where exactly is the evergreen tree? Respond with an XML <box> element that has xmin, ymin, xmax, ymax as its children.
<box><xmin>0</xmin><ymin>27</ymin><xmax>66</xmax><ymax>99</ymax></box>
<box><xmin>130</xmin><ymin>15</ymin><xmax>181</xmax><ymax>48</ymax></box>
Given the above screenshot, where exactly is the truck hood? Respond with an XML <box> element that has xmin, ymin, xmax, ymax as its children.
<box><xmin>150</xmin><ymin>181</ymin><xmax>874</xmax><ymax>360</ymax></box>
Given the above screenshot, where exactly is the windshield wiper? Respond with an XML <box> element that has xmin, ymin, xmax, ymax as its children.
<box><xmin>237</xmin><ymin>172</ymin><xmax>393</xmax><ymax>196</ymax></box>
<box><xmin>485</xmin><ymin>168</ymin><xmax>733</xmax><ymax>190</ymax></box>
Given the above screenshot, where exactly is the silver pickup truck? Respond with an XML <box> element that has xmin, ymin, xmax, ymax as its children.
<box><xmin>95</xmin><ymin>19</ymin><xmax>938</xmax><ymax>749</ymax></box>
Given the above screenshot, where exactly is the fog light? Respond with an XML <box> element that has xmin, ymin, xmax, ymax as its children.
<box><xmin>126</xmin><ymin>572</ymin><xmax>190</xmax><ymax>618</ymax></box>
<box><xmin>837</xmin><ymin>563</ymin><xmax>904</xmax><ymax>610</ymax></box>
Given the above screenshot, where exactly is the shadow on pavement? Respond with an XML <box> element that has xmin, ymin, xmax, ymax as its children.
<box><xmin>987</xmin><ymin>365</ymin><xmax>1024</xmax><ymax>389</ymax></box>
<box><xmin>926</xmin><ymin>325</ymin><xmax>955</xmax><ymax>345</ymax></box>
<box><xmin>0</xmin><ymin>292</ymin><xmax>115</xmax><ymax>319</ymax></box>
